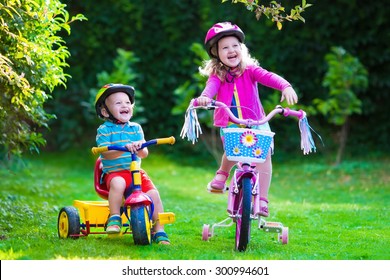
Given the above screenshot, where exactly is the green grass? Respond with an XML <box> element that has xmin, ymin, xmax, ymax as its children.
<box><xmin>0</xmin><ymin>148</ymin><xmax>389</xmax><ymax>260</ymax></box>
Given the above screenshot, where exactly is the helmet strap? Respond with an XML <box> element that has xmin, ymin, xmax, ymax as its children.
<box><xmin>225</xmin><ymin>64</ymin><xmax>240</xmax><ymax>83</ymax></box>
<box><xmin>102</xmin><ymin>103</ymin><xmax>126</xmax><ymax>124</ymax></box>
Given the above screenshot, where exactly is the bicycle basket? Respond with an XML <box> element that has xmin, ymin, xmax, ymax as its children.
<box><xmin>223</xmin><ymin>128</ymin><xmax>275</xmax><ymax>163</ymax></box>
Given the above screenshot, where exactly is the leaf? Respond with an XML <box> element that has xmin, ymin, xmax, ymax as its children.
<box><xmin>277</xmin><ymin>21</ymin><xmax>283</xmax><ymax>30</ymax></box>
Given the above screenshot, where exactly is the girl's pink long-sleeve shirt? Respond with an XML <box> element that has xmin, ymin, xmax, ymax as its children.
<box><xmin>201</xmin><ymin>64</ymin><xmax>292</xmax><ymax>127</ymax></box>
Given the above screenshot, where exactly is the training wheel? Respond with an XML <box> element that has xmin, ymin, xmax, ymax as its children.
<box><xmin>278</xmin><ymin>226</ymin><xmax>288</xmax><ymax>244</ymax></box>
<box><xmin>202</xmin><ymin>224</ymin><xmax>211</xmax><ymax>241</ymax></box>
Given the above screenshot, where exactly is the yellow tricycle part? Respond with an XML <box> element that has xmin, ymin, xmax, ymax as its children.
<box><xmin>73</xmin><ymin>200</ymin><xmax>129</xmax><ymax>224</ymax></box>
<box><xmin>156</xmin><ymin>136</ymin><xmax>175</xmax><ymax>145</ymax></box>
<box><xmin>107</xmin><ymin>232</ymin><xmax>124</xmax><ymax>238</ymax></box>
<box><xmin>91</xmin><ymin>146</ymin><xmax>108</xmax><ymax>155</ymax></box>
<box><xmin>158</xmin><ymin>212</ymin><xmax>175</xmax><ymax>225</ymax></box>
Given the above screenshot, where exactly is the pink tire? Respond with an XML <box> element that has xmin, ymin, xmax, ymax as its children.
<box><xmin>202</xmin><ymin>224</ymin><xmax>210</xmax><ymax>241</ymax></box>
<box><xmin>279</xmin><ymin>227</ymin><xmax>288</xmax><ymax>244</ymax></box>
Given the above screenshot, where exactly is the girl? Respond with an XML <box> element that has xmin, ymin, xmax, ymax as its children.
<box><xmin>196</xmin><ymin>22</ymin><xmax>298</xmax><ymax>217</ymax></box>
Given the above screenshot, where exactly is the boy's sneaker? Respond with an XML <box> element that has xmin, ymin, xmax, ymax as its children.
<box><xmin>106</xmin><ymin>214</ymin><xmax>122</xmax><ymax>233</ymax></box>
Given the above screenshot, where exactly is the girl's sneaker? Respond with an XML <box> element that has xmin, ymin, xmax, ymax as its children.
<box><xmin>207</xmin><ymin>169</ymin><xmax>229</xmax><ymax>193</ymax></box>
<box><xmin>106</xmin><ymin>214</ymin><xmax>122</xmax><ymax>233</ymax></box>
<box><xmin>259</xmin><ymin>197</ymin><xmax>269</xmax><ymax>217</ymax></box>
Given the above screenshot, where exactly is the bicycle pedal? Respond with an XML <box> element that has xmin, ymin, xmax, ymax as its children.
<box><xmin>265</xmin><ymin>222</ymin><xmax>281</xmax><ymax>228</ymax></box>
<box><xmin>207</xmin><ymin>186</ymin><xmax>227</xmax><ymax>194</ymax></box>
<box><xmin>107</xmin><ymin>232</ymin><xmax>123</xmax><ymax>238</ymax></box>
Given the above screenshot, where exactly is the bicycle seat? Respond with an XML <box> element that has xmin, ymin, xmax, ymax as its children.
<box><xmin>94</xmin><ymin>157</ymin><xmax>109</xmax><ymax>200</ymax></box>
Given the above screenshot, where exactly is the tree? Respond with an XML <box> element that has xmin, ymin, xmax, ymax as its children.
<box><xmin>313</xmin><ymin>47</ymin><xmax>368</xmax><ymax>165</ymax></box>
<box><xmin>0</xmin><ymin>0</ymin><xmax>86</xmax><ymax>157</ymax></box>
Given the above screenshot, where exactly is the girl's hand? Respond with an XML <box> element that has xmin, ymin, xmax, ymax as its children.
<box><xmin>196</xmin><ymin>96</ymin><xmax>212</xmax><ymax>106</ymax></box>
<box><xmin>280</xmin><ymin>87</ymin><xmax>298</xmax><ymax>105</ymax></box>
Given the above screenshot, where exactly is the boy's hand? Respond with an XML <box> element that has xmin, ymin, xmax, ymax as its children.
<box><xmin>280</xmin><ymin>87</ymin><xmax>298</xmax><ymax>105</ymax></box>
<box><xmin>125</xmin><ymin>141</ymin><xmax>144</xmax><ymax>153</ymax></box>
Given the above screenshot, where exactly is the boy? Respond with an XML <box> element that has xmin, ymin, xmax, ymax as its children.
<box><xmin>94</xmin><ymin>83</ymin><xmax>170</xmax><ymax>244</ymax></box>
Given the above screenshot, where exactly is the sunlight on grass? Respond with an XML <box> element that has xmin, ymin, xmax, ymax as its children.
<box><xmin>0</xmin><ymin>249</ymin><xmax>24</xmax><ymax>260</ymax></box>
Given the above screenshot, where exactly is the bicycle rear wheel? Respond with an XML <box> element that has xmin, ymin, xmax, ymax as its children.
<box><xmin>130</xmin><ymin>204</ymin><xmax>152</xmax><ymax>245</ymax></box>
<box><xmin>235</xmin><ymin>177</ymin><xmax>252</xmax><ymax>251</ymax></box>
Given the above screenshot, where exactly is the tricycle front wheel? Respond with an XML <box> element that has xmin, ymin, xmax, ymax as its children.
<box><xmin>130</xmin><ymin>205</ymin><xmax>152</xmax><ymax>245</ymax></box>
<box><xmin>58</xmin><ymin>206</ymin><xmax>80</xmax><ymax>239</ymax></box>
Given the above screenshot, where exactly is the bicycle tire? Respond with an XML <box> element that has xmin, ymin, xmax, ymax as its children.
<box><xmin>235</xmin><ymin>176</ymin><xmax>252</xmax><ymax>251</ymax></box>
<box><xmin>130</xmin><ymin>204</ymin><xmax>152</xmax><ymax>245</ymax></box>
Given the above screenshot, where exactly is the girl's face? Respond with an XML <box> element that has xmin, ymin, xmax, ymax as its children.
<box><xmin>217</xmin><ymin>36</ymin><xmax>242</xmax><ymax>68</ymax></box>
<box><xmin>102</xmin><ymin>92</ymin><xmax>133</xmax><ymax>123</ymax></box>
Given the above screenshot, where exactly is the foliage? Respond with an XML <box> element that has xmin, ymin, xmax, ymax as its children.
<box><xmin>43</xmin><ymin>0</ymin><xmax>390</xmax><ymax>156</ymax></box>
<box><xmin>0</xmin><ymin>0</ymin><xmax>86</xmax><ymax>156</ymax></box>
<box><xmin>0</xmin><ymin>150</ymin><xmax>389</xmax><ymax>260</ymax></box>
<box><xmin>172</xmin><ymin>43</ymin><xmax>208</xmax><ymax>120</ymax></box>
<box><xmin>87</xmin><ymin>48</ymin><xmax>145</xmax><ymax>124</ymax></box>
<box><xmin>223</xmin><ymin>0</ymin><xmax>312</xmax><ymax>30</ymax></box>
<box><xmin>314</xmin><ymin>47</ymin><xmax>368</xmax><ymax>126</ymax></box>
<box><xmin>312</xmin><ymin>46</ymin><xmax>368</xmax><ymax>164</ymax></box>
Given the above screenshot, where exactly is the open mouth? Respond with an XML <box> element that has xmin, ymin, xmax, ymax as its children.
<box><xmin>120</xmin><ymin>109</ymin><xmax>129</xmax><ymax>115</ymax></box>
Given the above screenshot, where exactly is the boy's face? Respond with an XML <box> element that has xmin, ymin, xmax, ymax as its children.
<box><xmin>101</xmin><ymin>91</ymin><xmax>133</xmax><ymax>123</ymax></box>
<box><xmin>217</xmin><ymin>36</ymin><xmax>242</xmax><ymax>68</ymax></box>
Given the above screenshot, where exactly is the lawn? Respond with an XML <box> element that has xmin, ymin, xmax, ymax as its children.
<box><xmin>0</xmin><ymin>147</ymin><xmax>389</xmax><ymax>260</ymax></box>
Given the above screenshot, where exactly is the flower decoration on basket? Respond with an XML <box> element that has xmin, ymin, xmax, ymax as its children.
<box><xmin>233</xmin><ymin>146</ymin><xmax>241</xmax><ymax>155</ymax></box>
<box><xmin>252</xmin><ymin>147</ymin><xmax>263</xmax><ymax>158</ymax></box>
<box><xmin>240</xmin><ymin>131</ymin><xmax>258</xmax><ymax>147</ymax></box>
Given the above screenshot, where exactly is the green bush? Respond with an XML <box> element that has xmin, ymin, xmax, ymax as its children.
<box><xmin>0</xmin><ymin>0</ymin><xmax>86</xmax><ymax>156</ymax></box>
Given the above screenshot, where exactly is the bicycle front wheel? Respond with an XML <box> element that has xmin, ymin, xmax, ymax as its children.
<box><xmin>130</xmin><ymin>204</ymin><xmax>152</xmax><ymax>245</ymax></box>
<box><xmin>235</xmin><ymin>177</ymin><xmax>252</xmax><ymax>251</ymax></box>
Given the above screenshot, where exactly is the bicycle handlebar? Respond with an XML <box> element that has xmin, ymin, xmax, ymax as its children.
<box><xmin>182</xmin><ymin>98</ymin><xmax>319</xmax><ymax>155</ymax></box>
<box><xmin>192</xmin><ymin>99</ymin><xmax>305</xmax><ymax>126</ymax></box>
<box><xmin>91</xmin><ymin>136</ymin><xmax>175</xmax><ymax>155</ymax></box>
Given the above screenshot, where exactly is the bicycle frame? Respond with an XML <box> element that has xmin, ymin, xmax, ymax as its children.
<box><xmin>185</xmin><ymin>99</ymin><xmax>315</xmax><ymax>251</ymax></box>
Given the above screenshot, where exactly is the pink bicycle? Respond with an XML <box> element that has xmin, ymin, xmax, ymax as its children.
<box><xmin>181</xmin><ymin>99</ymin><xmax>317</xmax><ymax>251</ymax></box>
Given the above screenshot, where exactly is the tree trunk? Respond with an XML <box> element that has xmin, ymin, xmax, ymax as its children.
<box><xmin>200</xmin><ymin>127</ymin><xmax>223</xmax><ymax>165</ymax></box>
<box><xmin>335</xmin><ymin>117</ymin><xmax>350</xmax><ymax>165</ymax></box>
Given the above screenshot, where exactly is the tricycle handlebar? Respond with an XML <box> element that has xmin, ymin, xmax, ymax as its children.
<box><xmin>91</xmin><ymin>136</ymin><xmax>175</xmax><ymax>155</ymax></box>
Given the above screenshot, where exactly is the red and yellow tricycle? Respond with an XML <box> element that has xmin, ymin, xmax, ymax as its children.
<box><xmin>57</xmin><ymin>136</ymin><xmax>176</xmax><ymax>245</ymax></box>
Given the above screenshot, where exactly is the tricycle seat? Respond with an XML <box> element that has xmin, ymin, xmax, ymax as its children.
<box><xmin>94</xmin><ymin>158</ymin><xmax>109</xmax><ymax>200</ymax></box>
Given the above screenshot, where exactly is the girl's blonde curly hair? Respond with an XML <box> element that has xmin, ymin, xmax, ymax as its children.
<box><xmin>199</xmin><ymin>43</ymin><xmax>259</xmax><ymax>81</ymax></box>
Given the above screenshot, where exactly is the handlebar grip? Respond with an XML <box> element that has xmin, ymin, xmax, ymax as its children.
<box><xmin>91</xmin><ymin>146</ymin><xmax>108</xmax><ymax>155</ymax></box>
<box><xmin>283</xmin><ymin>108</ymin><xmax>305</xmax><ymax>119</ymax></box>
<box><xmin>192</xmin><ymin>98</ymin><xmax>199</xmax><ymax>107</ymax></box>
<box><xmin>156</xmin><ymin>136</ymin><xmax>175</xmax><ymax>145</ymax></box>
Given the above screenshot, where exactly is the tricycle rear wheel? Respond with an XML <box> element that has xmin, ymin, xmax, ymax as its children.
<box><xmin>58</xmin><ymin>206</ymin><xmax>80</xmax><ymax>239</ymax></box>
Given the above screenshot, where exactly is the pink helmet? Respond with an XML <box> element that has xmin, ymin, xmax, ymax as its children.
<box><xmin>204</xmin><ymin>22</ymin><xmax>245</xmax><ymax>58</ymax></box>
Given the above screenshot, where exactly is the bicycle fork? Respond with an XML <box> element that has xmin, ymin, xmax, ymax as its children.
<box><xmin>227</xmin><ymin>164</ymin><xmax>259</xmax><ymax>217</ymax></box>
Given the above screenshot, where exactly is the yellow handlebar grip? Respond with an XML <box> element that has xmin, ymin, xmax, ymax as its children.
<box><xmin>91</xmin><ymin>146</ymin><xmax>108</xmax><ymax>155</ymax></box>
<box><xmin>156</xmin><ymin>136</ymin><xmax>175</xmax><ymax>145</ymax></box>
